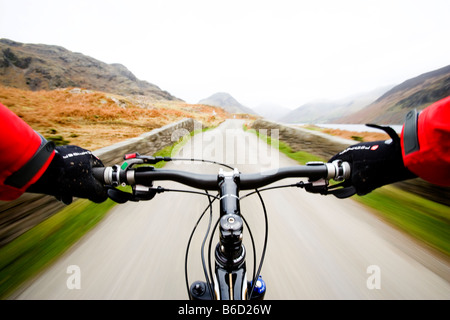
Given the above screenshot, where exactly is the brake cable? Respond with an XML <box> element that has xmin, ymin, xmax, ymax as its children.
<box><xmin>201</xmin><ymin>190</ymin><xmax>215</xmax><ymax>298</ymax></box>
<box><xmin>121</xmin><ymin>152</ymin><xmax>235</xmax><ymax>170</ymax></box>
<box><xmin>184</xmin><ymin>191</ymin><xmax>218</xmax><ymax>299</ymax></box>
<box><xmin>158</xmin><ymin>188</ymin><xmax>220</xmax><ymax>199</ymax></box>
<box><xmin>240</xmin><ymin>182</ymin><xmax>300</xmax><ymax>200</ymax></box>
<box><xmin>169</xmin><ymin>158</ymin><xmax>235</xmax><ymax>170</ymax></box>
<box><xmin>248</xmin><ymin>189</ymin><xmax>269</xmax><ymax>300</ymax></box>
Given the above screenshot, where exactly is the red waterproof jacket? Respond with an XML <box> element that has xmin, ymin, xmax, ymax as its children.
<box><xmin>0</xmin><ymin>97</ymin><xmax>449</xmax><ymax>201</ymax></box>
<box><xmin>400</xmin><ymin>96</ymin><xmax>450</xmax><ymax>187</ymax></box>
<box><xmin>0</xmin><ymin>103</ymin><xmax>55</xmax><ymax>200</ymax></box>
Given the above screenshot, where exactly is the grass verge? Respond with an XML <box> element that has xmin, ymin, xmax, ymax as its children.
<box><xmin>0</xmin><ymin>199</ymin><xmax>116</xmax><ymax>299</ymax></box>
<box><xmin>0</xmin><ymin>126</ymin><xmax>206</xmax><ymax>299</ymax></box>
<box><xmin>244</xmin><ymin>124</ymin><xmax>323</xmax><ymax>164</ymax></box>
<box><xmin>355</xmin><ymin>186</ymin><xmax>450</xmax><ymax>256</ymax></box>
<box><xmin>245</xmin><ymin>123</ymin><xmax>450</xmax><ymax>257</ymax></box>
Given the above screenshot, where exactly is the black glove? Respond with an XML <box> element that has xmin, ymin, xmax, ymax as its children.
<box><xmin>328</xmin><ymin>124</ymin><xmax>416</xmax><ymax>197</ymax></box>
<box><xmin>27</xmin><ymin>145</ymin><xmax>108</xmax><ymax>204</ymax></box>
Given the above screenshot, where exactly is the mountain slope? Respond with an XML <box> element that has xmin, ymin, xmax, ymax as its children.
<box><xmin>279</xmin><ymin>86</ymin><xmax>392</xmax><ymax>124</ymax></box>
<box><xmin>0</xmin><ymin>38</ymin><xmax>180</xmax><ymax>101</ymax></box>
<box><xmin>336</xmin><ymin>65</ymin><xmax>450</xmax><ymax>124</ymax></box>
<box><xmin>0</xmin><ymin>85</ymin><xmax>228</xmax><ymax>150</ymax></box>
<box><xmin>198</xmin><ymin>92</ymin><xmax>256</xmax><ymax>115</ymax></box>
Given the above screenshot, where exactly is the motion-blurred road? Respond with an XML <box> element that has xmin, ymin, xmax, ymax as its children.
<box><xmin>13</xmin><ymin>120</ymin><xmax>450</xmax><ymax>299</ymax></box>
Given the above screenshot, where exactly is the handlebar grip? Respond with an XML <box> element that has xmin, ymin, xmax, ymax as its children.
<box><xmin>92</xmin><ymin>167</ymin><xmax>106</xmax><ymax>183</ymax></box>
<box><xmin>325</xmin><ymin>160</ymin><xmax>351</xmax><ymax>181</ymax></box>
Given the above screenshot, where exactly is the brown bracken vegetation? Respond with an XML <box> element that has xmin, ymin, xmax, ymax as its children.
<box><xmin>0</xmin><ymin>86</ymin><xmax>232</xmax><ymax>150</ymax></box>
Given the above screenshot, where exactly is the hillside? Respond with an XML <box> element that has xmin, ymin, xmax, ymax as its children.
<box><xmin>0</xmin><ymin>86</ymin><xmax>229</xmax><ymax>150</ymax></box>
<box><xmin>198</xmin><ymin>92</ymin><xmax>257</xmax><ymax>115</ymax></box>
<box><xmin>279</xmin><ymin>86</ymin><xmax>392</xmax><ymax>124</ymax></box>
<box><xmin>336</xmin><ymin>65</ymin><xmax>450</xmax><ymax>124</ymax></box>
<box><xmin>0</xmin><ymin>39</ymin><xmax>179</xmax><ymax>101</ymax></box>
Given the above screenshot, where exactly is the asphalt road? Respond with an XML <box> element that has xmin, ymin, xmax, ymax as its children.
<box><xmin>13</xmin><ymin>120</ymin><xmax>450</xmax><ymax>299</ymax></box>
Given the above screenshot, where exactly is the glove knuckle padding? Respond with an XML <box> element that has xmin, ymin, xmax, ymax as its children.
<box><xmin>329</xmin><ymin>124</ymin><xmax>416</xmax><ymax>196</ymax></box>
<box><xmin>28</xmin><ymin>145</ymin><xmax>107</xmax><ymax>203</ymax></box>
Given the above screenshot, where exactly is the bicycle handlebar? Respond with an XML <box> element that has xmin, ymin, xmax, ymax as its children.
<box><xmin>91</xmin><ymin>158</ymin><xmax>352</xmax><ymax>300</ymax></box>
<box><xmin>93</xmin><ymin>160</ymin><xmax>350</xmax><ymax>191</ymax></box>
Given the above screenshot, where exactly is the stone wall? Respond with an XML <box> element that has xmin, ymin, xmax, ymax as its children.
<box><xmin>0</xmin><ymin>118</ymin><xmax>203</xmax><ymax>247</ymax></box>
<box><xmin>93</xmin><ymin>118</ymin><xmax>203</xmax><ymax>165</ymax></box>
<box><xmin>251</xmin><ymin>119</ymin><xmax>450</xmax><ymax>206</ymax></box>
<box><xmin>251</xmin><ymin>119</ymin><xmax>353</xmax><ymax>159</ymax></box>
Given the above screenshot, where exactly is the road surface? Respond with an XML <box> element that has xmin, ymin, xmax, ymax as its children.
<box><xmin>12</xmin><ymin>120</ymin><xmax>450</xmax><ymax>299</ymax></box>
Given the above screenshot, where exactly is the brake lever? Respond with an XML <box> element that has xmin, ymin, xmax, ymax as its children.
<box><xmin>297</xmin><ymin>180</ymin><xmax>356</xmax><ymax>198</ymax></box>
<box><xmin>107</xmin><ymin>187</ymin><xmax>133</xmax><ymax>204</ymax></box>
<box><xmin>326</xmin><ymin>184</ymin><xmax>357</xmax><ymax>199</ymax></box>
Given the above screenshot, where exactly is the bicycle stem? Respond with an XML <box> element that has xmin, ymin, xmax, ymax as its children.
<box><xmin>216</xmin><ymin>168</ymin><xmax>245</xmax><ymax>268</ymax></box>
<box><xmin>213</xmin><ymin>168</ymin><xmax>248</xmax><ymax>299</ymax></box>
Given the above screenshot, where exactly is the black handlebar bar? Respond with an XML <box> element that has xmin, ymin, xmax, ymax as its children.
<box><xmin>92</xmin><ymin>160</ymin><xmax>350</xmax><ymax>191</ymax></box>
<box><xmin>239</xmin><ymin>165</ymin><xmax>339</xmax><ymax>190</ymax></box>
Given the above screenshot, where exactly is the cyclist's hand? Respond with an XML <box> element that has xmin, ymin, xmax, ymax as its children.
<box><xmin>328</xmin><ymin>124</ymin><xmax>416</xmax><ymax>197</ymax></box>
<box><xmin>27</xmin><ymin>145</ymin><xmax>108</xmax><ymax>204</ymax></box>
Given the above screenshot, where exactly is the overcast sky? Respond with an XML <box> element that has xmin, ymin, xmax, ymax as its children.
<box><xmin>1</xmin><ymin>0</ymin><xmax>449</xmax><ymax>109</ymax></box>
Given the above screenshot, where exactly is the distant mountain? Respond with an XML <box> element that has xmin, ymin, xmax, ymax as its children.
<box><xmin>198</xmin><ymin>92</ymin><xmax>256</xmax><ymax>115</ymax></box>
<box><xmin>0</xmin><ymin>38</ymin><xmax>180</xmax><ymax>101</ymax></box>
<box><xmin>253</xmin><ymin>103</ymin><xmax>291</xmax><ymax>121</ymax></box>
<box><xmin>278</xmin><ymin>86</ymin><xmax>393</xmax><ymax>124</ymax></box>
<box><xmin>336</xmin><ymin>65</ymin><xmax>450</xmax><ymax>124</ymax></box>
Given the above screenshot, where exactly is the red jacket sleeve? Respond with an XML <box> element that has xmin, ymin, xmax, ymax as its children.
<box><xmin>400</xmin><ymin>96</ymin><xmax>450</xmax><ymax>187</ymax></box>
<box><xmin>0</xmin><ymin>103</ymin><xmax>55</xmax><ymax>200</ymax></box>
